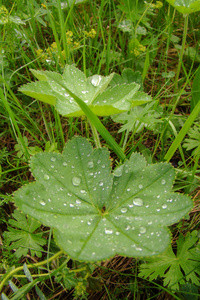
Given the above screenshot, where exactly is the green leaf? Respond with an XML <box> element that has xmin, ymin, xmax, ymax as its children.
<box><xmin>3</xmin><ymin>210</ymin><xmax>46</xmax><ymax>258</ymax></box>
<box><xmin>110</xmin><ymin>68</ymin><xmax>143</xmax><ymax>91</ymax></box>
<box><xmin>139</xmin><ymin>231</ymin><xmax>200</xmax><ymax>291</ymax></box>
<box><xmin>183</xmin><ymin>125</ymin><xmax>200</xmax><ymax>156</ymax></box>
<box><xmin>112</xmin><ymin>102</ymin><xmax>163</xmax><ymax>133</ymax></box>
<box><xmin>19</xmin><ymin>65</ymin><xmax>151</xmax><ymax>117</ymax></box>
<box><xmin>14</xmin><ymin>137</ymin><xmax>192</xmax><ymax>262</ymax></box>
<box><xmin>166</xmin><ymin>0</ymin><xmax>200</xmax><ymax>14</ymax></box>
<box><xmin>55</xmin><ymin>267</ymin><xmax>78</xmax><ymax>289</ymax></box>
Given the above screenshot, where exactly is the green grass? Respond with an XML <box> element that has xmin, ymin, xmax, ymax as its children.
<box><xmin>0</xmin><ymin>0</ymin><xmax>200</xmax><ymax>299</ymax></box>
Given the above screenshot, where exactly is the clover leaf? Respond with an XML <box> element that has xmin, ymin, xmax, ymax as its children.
<box><xmin>14</xmin><ymin>137</ymin><xmax>192</xmax><ymax>262</ymax></box>
<box><xmin>139</xmin><ymin>231</ymin><xmax>200</xmax><ymax>290</ymax></box>
<box><xmin>19</xmin><ymin>65</ymin><xmax>151</xmax><ymax>117</ymax></box>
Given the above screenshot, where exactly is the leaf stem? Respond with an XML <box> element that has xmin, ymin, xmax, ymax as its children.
<box><xmin>0</xmin><ymin>250</ymin><xmax>64</xmax><ymax>293</ymax></box>
<box><xmin>89</xmin><ymin>120</ymin><xmax>102</xmax><ymax>148</ymax></box>
<box><xmin>174</xmin><ymin>14</ymin><xmax>188</xmax><ymax>93</ymax></box>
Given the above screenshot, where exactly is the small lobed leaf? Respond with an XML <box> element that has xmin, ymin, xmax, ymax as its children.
<box><xmin>14</xmin><ymin>137</ymin><xmax>193</xmax><ymax>262</ymax></box>
<box><xmin>139</xmin><ymin>231</ymin><xmax>200</xmax><ymax>290</ymax></box>
<box><xmin>3</xmin><ymin>210</ymin><xmax>46</xmax><ymax>258</ymax></box>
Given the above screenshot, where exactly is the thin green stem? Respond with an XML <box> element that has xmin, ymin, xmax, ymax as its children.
<box><xmin>89</xmin><ymin>120</ymin><xmax>102</xmax><ymax>148</ymax></box>
<box><xmin>174</xmin><ymin>14</ymin><xmax>188</xmax><ymax>92</ymax></box>
<box><xmin>0</xmin><ymin>251</ymin><xmax>64</xmax><ymax>293</ymax></box>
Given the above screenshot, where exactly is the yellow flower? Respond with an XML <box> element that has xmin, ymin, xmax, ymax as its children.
<box><xmin>35</xmin><ymin>49</ymin><xmax>47</xmax><ymax>62</ymax></box>
<box><xmin>51</xmin><ymin>42</ymin><xmax>58</xmax><ymax>49</ymax></box>
<box><xmin>66</xmin><ymin>31</ymin><xmax>73</xmax><ymax>37</ymax></box>
<box><xmin>41</xmin><ymin>3</ymin><xmax>46</xmax><ymax>9</ymax></box>
<box><xmin>61</xmin><ymin>50</ymin><xmax>66</xmax><ymax>60</ymax></box>
<box><xmin>138</xmin><ymin>44</ymin><xmax>146</xmax><ymax>52</ymax></box>
<box><xmin>73</xmin><ymin>41</ymin><xmax>80</xmax><ymax>48</ymax></box>
<box><xmin>155</xmin><ymin>1</ymin><xmax>163</xmax><ymax>9</ymax></box>
<box><xmin>84</xmin><ymin>28</ymin><xmax>96</xmax><ymax>38</ymax></box>
<box><xmin>133</xmin><ymin>49</ymin><xmax>140</xmax><ymax>56</ymax></box>
<box><xmin>36</xmin><ymin>49</ymin><xmax>43</xmax><ymax>56</ymax></box>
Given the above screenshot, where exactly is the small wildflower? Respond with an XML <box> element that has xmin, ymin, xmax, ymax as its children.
<box><xmin>149</xmin><ymin>1</ymin><xmax>163</xmax><ymax>10</ymax></box>
<box><xmin>61</xmin><ymin>50</ymin><xmax>66</xmax><ymax>60</ymax></box>
<box><xmin>132</xmin><ymin>43</ymin><xmax>146</xmax><ymax>56</ymax></box>
<box><xmin>35</xmin><ymin>49</ymin><xmax>48</xmax><ymax>62</ymax></box>
<box><xmin>41</xmin><ymin>3</ymin><xmax>47</xmax><ymax>9</ymax></box>
<box><xmin>138</xmin><ymin>44</ymin><xmax>146</xmax><ymax>52</ymax></box>
<box><xmin>155</xmin><ymin>1</ymin><xmax>163</xmax><ymax>9</ymax></box>
<box><xmin>84</xmin><ymin>28</ymin><xmax>96</xmax><ymax>38</ymax></box>
<box><xmin>66</xmin><ymin>31</ymin><xmax>73</xmax><ymax>37</ymax></box>
<box><xmin>51</xmin><ymin>42</ymin><xmax>58</xmax><ymax>49</ymax></box>
<box><xmin>73</xmin><ymin>41</ymin><xmax>80</xmax><ymax>48</ymax></box>
<box><xmin>36</xmin><ymin>49</ymin><xmax>43</xmax><ymax>56</ymax></box>
<box><xmin>46</xmin><ymin>47</ymin><xmax>52</xmax><ymax>56</ymax></box>
<box><xmin>0</xmin><ymin>5</ymin><xmax>9</xmax><ymax>24</ymax></box>
<box><xmin>133</xmin><ymin>49</ymin><xmax>140</xmax><ymax>56</ymax></box>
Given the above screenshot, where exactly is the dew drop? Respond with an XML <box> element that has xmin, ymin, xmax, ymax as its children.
<box><xmin>121</xmin><ymin>207</ymin><xmax>127</xmax><ymax>213</ymax></box>
<box><xmin>139</xmin><ymin>227</ymin><xmax>146</xmax><ymax>234</ymax></box>
<box><xmin>76</xmin><ymin>199</ymin><xmax>81</xmax><ymax>204</ymax></box>
<box><xmin>161</xmin><ymin>179</ymin><xmax>166</xmax><ymax>185</ymax></box>
<box><xmin>88</xmin><ymin>161</ymin><xmax>94</xmax><ymax>168</ymax></box>
<box><xmin>44</xmin><ymin>174</ymin><xmax>49</xmax><ymax>180</ymax></box>
<box><xmin>113</xmin><ymin>165</ymin><xmax>123</xmax><ymax>177</ymax></box>
<box><xmin>116</xmin><ymin>231</ymin><xmax>120</xmax><ymax>235</ymax></box>
<box><xmin>156</xmin><ymin>208</ymin><xmax>161</xmax><ymax>212</ymax></box>
<box><xmin>70</xmin><ymin>203</ymin><xmax>74</xmax><ymax>207</ymax></box>
<box><xmin>162</xmin><ymin>204</ymin><xmax>167</xmax><ymax>209</ymax></box>
<box><xmin>127</xmin><ymin>188</ymin><xmax>131</xmax><ymax>192</ymax></box>
<box><xmin>51</xmin><ymin>157</ymin><xmax>56</xmax><ymax>162</ymax></box>
<box><xmin>80</xmin><ymin>189</ymin><xmax>86</xmax><ymax>194</ymax></box>
<box><xmin>99</xmin><ymin>181</ymin><xmax>104</xmax><ymax>187</ymax></box>
<box><xmin>138</xmin><ymin>184</ymin><xmax>143</xmax><ymax>189</ymax></box>
<box><xmin>105</xmin><ymin>229</ymin><xmax>113</xmax><ymax>234</ymax></box>
<box><xmin>91</xmin><ymin>75</ymin><xmax>102</xmax><ymax>87</ymax></box>
<box><xmin>63</xmin><ymin>162</ymin><xmax>67</xmax><ymax>166</ymax></box>
<box><xmin>125</xmin><ymin>225</ymin><xmax>131</xmax><ymax>231</ymax></box>
<box><xmin>39</xmin><ymin>200</ymin><xmax>46</xmax><ymax>206</ymax></box>
<box><xmin>72</xmin><ymin>177</ymin><xmax>81</xmax><ymax>186</ymax></box>
<box><xmin>135</xmin><ymin>247</ymin><xmax>143</xmax><ymax>252</ymax></box>
<box><xmin>133</xmin><ymin>198</ymin><xmax>144</xmax><ymax>206</ymax></box>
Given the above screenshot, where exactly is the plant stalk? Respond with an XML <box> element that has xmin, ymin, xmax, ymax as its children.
<box><xmin>174</xmin><ymin>14</ymin><xmax>188</xmax><ymax>92</ymax></box>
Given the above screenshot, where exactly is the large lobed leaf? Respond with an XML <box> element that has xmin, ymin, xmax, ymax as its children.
<box><xmin>166</xmin><ymin>0</ymin><xmax>200</xmax><ymax>14</ymax></box>
<box><xmin>14</xmin><ymin>137</ymin><xmax>192</xmax><ymax>262</ymax></box>
<box><xmin>19</xmin><ymin>65</ymin><xmax>151</xmax><ymax>117</ymax></box>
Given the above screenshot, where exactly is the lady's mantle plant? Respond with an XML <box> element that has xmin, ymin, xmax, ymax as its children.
<box><xmin>19</xmin><ymin>65</ymin><xmax>151</xmax><ymax>117</ymax></box>
<box><xmin>14</xmin><ymin>137</ymin><xmax>192</xmax><ymax>262</ymax></box>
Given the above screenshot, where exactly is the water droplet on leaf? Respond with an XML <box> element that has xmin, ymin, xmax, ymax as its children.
<box><xmin>40</xmin><ymin>200</ymin><xmax>46</xmax><ymax>206</ymax></box>
<box><xmin>91</xmin><ymin>75</ymin><xmax>102</xmax><ymax>87</ymax></box>
<box><xmin>133</xmin><ymin>198</ymin><xmax>144</xmax><ymax>206</ymax></box>
<box><xmin>105</xmin><ymin>229</ymin><xmax>113</xmax><ymax>234</ymax></box>
<box><xmin>72</xmin><ymin>177</ymin><xmax>81</xmax><ymax>186</ymax></box>
<box><xmin>44</xmin><ymin>174</ymin><xmax>49</xmax><ymax>180</ymax></box>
